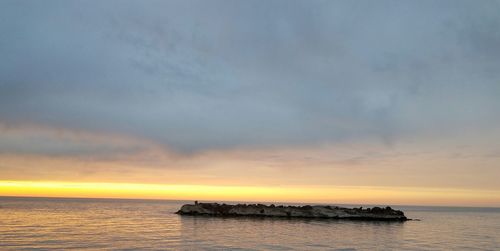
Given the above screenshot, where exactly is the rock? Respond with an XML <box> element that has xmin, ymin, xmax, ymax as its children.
<box><xmin>176</xmin><ymin>202</ymin><xmax>408</xmax><ymax>221</ymax></box>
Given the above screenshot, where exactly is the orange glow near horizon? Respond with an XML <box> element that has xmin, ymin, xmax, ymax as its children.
<box><xmin>1</xmin><ymin>180</ymin><xmax>499</xmax><ymax>207</ymax></box>
<box><xmin>1</xmin><ymin>124</ymin><xmax>499</xmax><ymax>208</ymax></box>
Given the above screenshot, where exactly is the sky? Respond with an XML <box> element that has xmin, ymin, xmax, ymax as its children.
<box><xmin>0</xmin><ymin>0</ymin><xmax>499</xmax><ymax>206</ymax></box>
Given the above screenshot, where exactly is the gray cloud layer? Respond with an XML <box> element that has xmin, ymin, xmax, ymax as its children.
<box><xmin>1</xmin><ymin>0</ymin><xmax>500</xmax><ymax>153</ymax></box>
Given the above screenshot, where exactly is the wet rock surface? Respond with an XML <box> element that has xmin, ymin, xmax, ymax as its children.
<box><xmin>176</xmin><ymin>202</ymin><xmax>408</xmax><ymax>221</ymax></box>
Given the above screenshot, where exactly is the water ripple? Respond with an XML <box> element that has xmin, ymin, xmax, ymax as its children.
<box><xmin>0</xmin><ymin>197</ymin><xmax>499</xmax><ymax>250</ymax></box>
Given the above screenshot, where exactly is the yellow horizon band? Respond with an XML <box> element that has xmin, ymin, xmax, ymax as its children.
<box><xmin>1</xmin><ymin>180</ymin><xmax>498</xmax><ymax>207</ymax></box>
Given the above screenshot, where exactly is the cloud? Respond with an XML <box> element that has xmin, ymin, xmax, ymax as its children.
<box><xmin>0</xmin><ymin>123</ymin><xmax>173</xmax><ymax>161</ymax></box>
<box><xmin>0</xmin><ymin>0</ymin><xmax>499</xmax><ymax>153</ymax></box>
<box><xmin>1</xmin><ymin>123</ymin><xmax>499</xmax><ymax>191</ymax></box>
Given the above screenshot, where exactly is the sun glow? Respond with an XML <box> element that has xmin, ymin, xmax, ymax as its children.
<box><xmin>1</xmin><ymin>180</ymin><xmax>498</xmax><ymax>206</ymax></box>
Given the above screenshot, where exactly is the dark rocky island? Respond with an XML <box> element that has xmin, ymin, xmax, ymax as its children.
<box><xmin>176</xmin><ymin>202</ymin><xmax>408</xmax><ymax>221</ymax></box>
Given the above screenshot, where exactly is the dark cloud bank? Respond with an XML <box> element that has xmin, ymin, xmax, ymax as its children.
<box><xmin>1</xmin><ymin>0</ymin><xmax>499</xmax><ymax>153</ymax></box>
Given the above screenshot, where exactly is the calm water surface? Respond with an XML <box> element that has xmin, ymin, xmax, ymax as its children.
<box><xmin>0</xmin><ymin>197</ymin><xmax>499</xmax><ymax>250</ymax></box>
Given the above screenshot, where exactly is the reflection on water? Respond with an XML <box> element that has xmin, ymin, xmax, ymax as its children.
<box><xmin>0</xmin><ymin>197</ymin><xmax>499</xmax><ymax>250</ymax></box>
<box><xmin>179</xmin><ymin>215</ymin><xmax>406</xmax><ymax>250</ymax></box>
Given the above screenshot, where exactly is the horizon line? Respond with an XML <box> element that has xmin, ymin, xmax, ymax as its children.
<box><xmin>1</xmin><ymin>195</ymin><xmax>499</xmax><ymax>209</ymax></box>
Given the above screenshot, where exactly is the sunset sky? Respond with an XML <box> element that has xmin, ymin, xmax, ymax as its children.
<box><xmin>1</xmin><ymin>0</ymin><xmax>499</xmax><ymax>206</ymax></box>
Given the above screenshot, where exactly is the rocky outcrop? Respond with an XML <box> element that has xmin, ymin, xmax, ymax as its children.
<box><xmin>176</xmin><ymin>202</ymin><xmax>408</xmax><ymax>221</ymax></box>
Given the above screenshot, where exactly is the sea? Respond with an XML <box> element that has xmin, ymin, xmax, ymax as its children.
<box><xmin>0</xmin><ymin>197</ymin><xmax>498</xmax><ymax>250</ymax></box>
